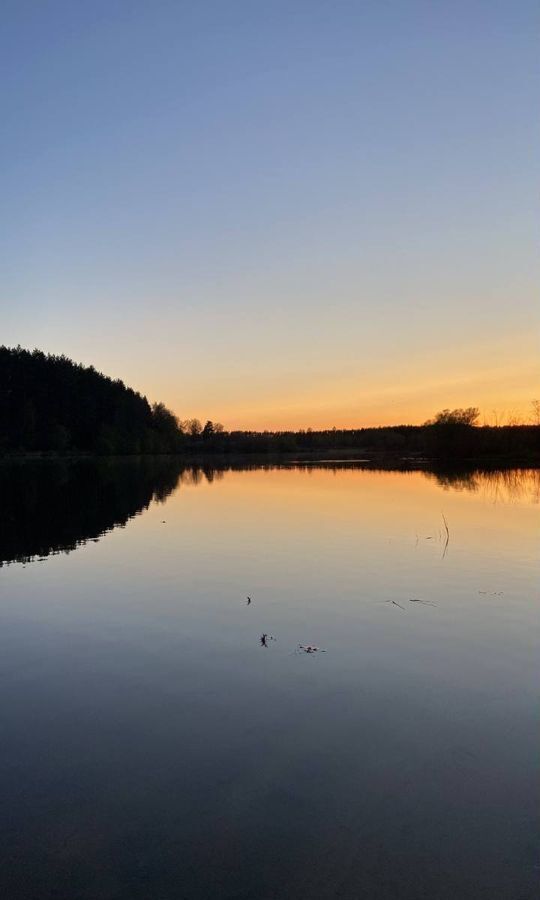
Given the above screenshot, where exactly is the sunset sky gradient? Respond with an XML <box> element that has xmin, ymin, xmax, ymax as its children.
<box><xmin>2</xmin><ymin>1</ymin><xmax>538</xmax><ymax>428</ymax></box>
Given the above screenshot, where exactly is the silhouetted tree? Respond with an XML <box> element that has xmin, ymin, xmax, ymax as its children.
<box><xmin>186</xmin><ymin>418</ymin><xmax>202</xmax><ymax>436</ymax></box>
<box><xmin>151</xmin><ymin>402</ymin><xmax>182</xmax><ymax>452</ymax></box>
<box><xmin>426</xmin><ymin>407</ymin><xmax>480</xmax><ymax>426</ymax></box>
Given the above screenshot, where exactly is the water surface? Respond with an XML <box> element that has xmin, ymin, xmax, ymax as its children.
<box><xmin>0</xmin><ymin>461</ymin><xmax>538</xmax><ymax>899</ymax></box>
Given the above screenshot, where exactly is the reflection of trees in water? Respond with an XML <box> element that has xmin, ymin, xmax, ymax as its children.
<box><xmin>188</xmin><ymin>459</ymin><xmax>539</xmax><ymax>505</ymax></box>
<box><xmin>424</xmin><ymin>468</ymin><xmax>540</xmax><ymax>504</ymax></box>
<box><xmin>180</xmin><ymin>461</ymin><xmax>540</xmax><ymax>505</ymax></box>
<box><xmin>174</xmin><ymin>465</ymin><xmax>225</xmax><ymax>487</ymax></box>
<box><xmin>178</xmin><ymin>461</ymin><xmax>540</xmax><ymax>504</ymax></box>
<box><xmin>2</xmin><ymin>459</ymin><xmax>536</xmax><ymax>567</ymax></box>
<box><xmin>0</xmin><ymin>458</ymin><xmax>183</xmax><ymax>567</ymax></box>
<box><xmin>183</xmin><ymin>460</ymin><xmax>539</xmax><ymax>505</ymax></box>
<box><xmin>0</xmin><ymin>460</ymin><xmax>230</xmax><ymax>567</ymax></box>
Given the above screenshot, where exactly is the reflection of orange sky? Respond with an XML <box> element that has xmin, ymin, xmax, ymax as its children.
<box><xmin>198</xmin><ymin>465</ymin><xmax>540</xmax><ymax>509</ymax></box>
<box><xmin>161</xmin><ymin>467</ymin><xmax>539</xmax><ymax>559</ymax></box>
<box><xmin>93</xmin><ymin>465</ymin><xmax>537</xmax><ymax>623</ymax></box>
<box><xmin>135</xmin><ymin>466</ymin><xmax>539</xmax><ymax>553</ymax></box>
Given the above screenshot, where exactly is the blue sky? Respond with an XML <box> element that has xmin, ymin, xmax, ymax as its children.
<box><xmin>1</xmin><ymin>1</ymin><xmax>538</xmax><ymax>426</ymax></box>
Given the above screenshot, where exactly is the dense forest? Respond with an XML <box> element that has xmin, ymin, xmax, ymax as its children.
<box><xmin>0</xmin><ymin>346</ymin><xmax>538</xmax><ymax>461</ymax></box>
<box><xmin>0</xmin><ymin>346</ymin><xmax>180</xmax><ymax>454</ymax></box>
<box><xmin>218</xmin><ymin>417</ymin><xmax>539</xmax><ymax>461</ymax></box>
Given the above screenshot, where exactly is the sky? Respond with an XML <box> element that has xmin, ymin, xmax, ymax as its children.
<box><xmin>1</xmin><ymin>1</ymin><xmax>538</xmax><ymax>429</ymax></box>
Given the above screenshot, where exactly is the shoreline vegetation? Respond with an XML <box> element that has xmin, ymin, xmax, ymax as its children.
<box><xmin>1</xmin><ymin>346</ymin><xmax>539</xmax><ymax>463</ymax></box>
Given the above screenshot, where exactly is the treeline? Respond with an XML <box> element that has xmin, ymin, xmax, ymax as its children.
<box><xmin>0</xmin><ymin>347</ymin><xmax>538</xmax><ymax>461</ymax></box>
<box><xmin>188</xmin><ymin>422</ymin><xmax>539</xmax><ymax>460</ymax></box>
<box><xmin>153</xmin><ymin>405</ymin><xmax>539</xmax><ymax>461</ymax></box>
<box><xmin>0</xmin><ymin>346</ymin><xmax>181</xmax><ymax>454</ymax></box>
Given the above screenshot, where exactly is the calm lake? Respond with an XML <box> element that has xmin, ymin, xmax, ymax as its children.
<box><xmin>0</xmin><ymin>460</ymin><xmax>538</xmax><ymax>899</ymax></box>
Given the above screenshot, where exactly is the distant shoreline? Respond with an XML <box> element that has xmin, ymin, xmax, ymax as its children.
<box><xmin>3</xmin><ymin>347</ymin><xmax>538</xmax><ymax>462</ymax></box>
<box><xmin>1</xmin><ymin>449</ymin><xmax>538</xmax><ymax>468</ymax></box>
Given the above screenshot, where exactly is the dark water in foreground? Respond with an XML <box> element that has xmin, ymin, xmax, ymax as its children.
<box><xmin>0</xmin><ymin>460</ymin><xmax>538</xmax><ymax>899</ymax></box>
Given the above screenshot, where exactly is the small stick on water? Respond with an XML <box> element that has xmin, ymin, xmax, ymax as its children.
<box><xmin>441</xmin><ymin>512</ymin><xmax>450</xmax><ymax>558</ymax></box>
<box><xmin>374</xmin><ymin>599</ymin><xmax>406</xmax><ymax>610</ymax></box>
<box><xmin>442</xmin><ymin>513</ymin><xmax>450</xmax><ymax>540</ymax></box>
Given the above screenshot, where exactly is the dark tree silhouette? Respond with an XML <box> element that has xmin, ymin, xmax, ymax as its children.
<box><xmin>0</xmin><ymin>347</ymin><xmax>537</xmax><ymax>461</ymax></box>
<box><xmin>426</xmin><ymin>407</ymin><xmax>480</xmax><ymax>426</ymax></box>
<box><xmin>0</xmin><ymin>346</ymin><xmax>183</xmax><ymax>455</ymax></box>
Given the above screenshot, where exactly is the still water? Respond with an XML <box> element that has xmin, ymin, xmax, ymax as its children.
<box><xmin>0</xmin><ymin>460</ymin><xmax>538</xmax><ymax>899</ymax></box>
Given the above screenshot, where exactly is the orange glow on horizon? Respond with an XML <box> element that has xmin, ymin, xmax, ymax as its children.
<box><xmin>167</xmin><ymin>363</ymin><xmax>538</xmax><ymax>432</ymax></box>
<box><xmin>93</xmin><ymin>321</ymin><xmax>538</xmax><ymax>433</ymax></box>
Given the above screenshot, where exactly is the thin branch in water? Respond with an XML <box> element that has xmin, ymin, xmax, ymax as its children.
<box><xmin>374</xmin><ymin>599</ymin><xmax>405</xmax><ymax>610</ymax></box>
<box><xmin>441</xmin><ymin>512</ymin><xmax>450</xmax><ymax>559</ymax></box>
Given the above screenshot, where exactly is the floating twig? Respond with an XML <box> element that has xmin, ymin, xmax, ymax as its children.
<box><xmin>441</xmin><ymin>512</ymin><xmax>450</xmax><ymax>559</ymax></box>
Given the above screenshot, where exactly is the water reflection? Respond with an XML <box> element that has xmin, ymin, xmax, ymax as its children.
<box><xmin>0</xmin><ymin>458</ymin><xmax>181</xmax><ymax>567</ymax></box>
<box><xmin>0</xmin><ymin>460</ymin><xmax>537</xmax><ymax>568</ymax></box>
<box><xmin>0</xmin><ymin>461</ymin><xmax>537</xmax><ymax>900</ymax></box>
<box><xmin>424</xmin><ymin>466</ymin><xmax>540</xmax><ymax>502</ymax></box>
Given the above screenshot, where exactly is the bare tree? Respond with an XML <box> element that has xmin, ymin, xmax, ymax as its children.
<box><xmin>187</xmin><ymin>418</ymin><xmax>202</xmax><ymax>436</ymax></box>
